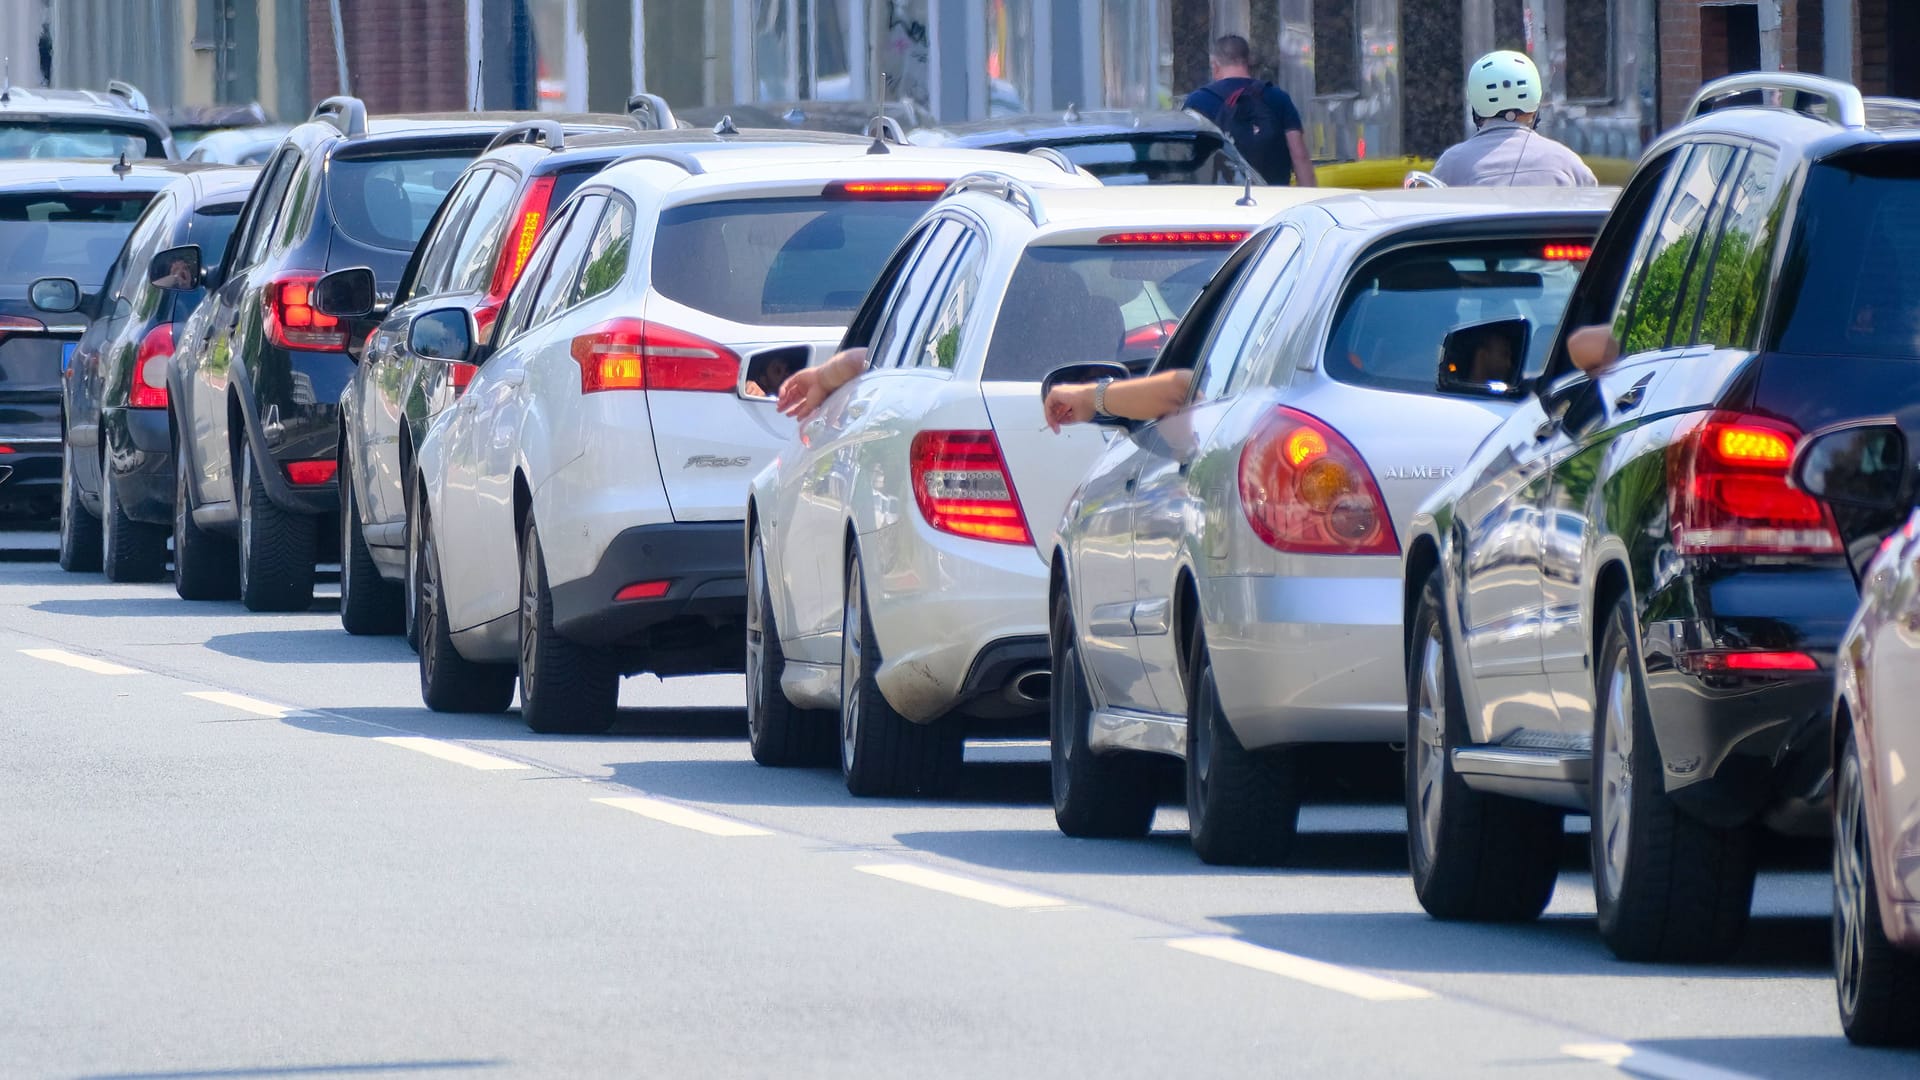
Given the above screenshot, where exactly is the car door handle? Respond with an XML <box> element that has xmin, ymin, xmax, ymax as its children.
<box><xmin>1614</xmin><ymin>374</ymin><xmax>1655</xmax><ymax>413</ymax></box>
<box><xmin>1124</xmin><ymin>477</ymin><xmax>1137</xmax><ymax>493</ymax></box>
<box><xmin>844</xmin><ymin>401</ymin><xmax>868</xmax><ymax>420</ymax></box>
<box><xmin>1177</xmin><ymin>461</ymin><xmax>1191</xmax><ymax>477</ymax></box>
<box><xmin>1534</xmin><ymin>418</ymin><xmax>1557</xmax><ymax>442</ymax></box>
<box><xmin>496</xmin><ymin>372</ymin><xmax>525</xmax><ymax>389</ymax></box>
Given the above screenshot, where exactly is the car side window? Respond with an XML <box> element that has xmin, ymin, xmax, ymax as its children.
<box><xmin>523</xmin><ymin>194</ymin><xmax>606</xmax><ymax>331</ymax></box>
<box><xmin>568</xmin><ymin>195</ymin><xmax>634</xmax><ymax>307</ymax></box>
<box><xmin>1690</xmin><ymin>149</ymin><xmax>1784</xmax><ymax>351</ymax></box>
<box><xmin>1192</xmin><ymin>227</ymin><xmax>1302</xmax><ymax>401</ymax></box>
<box><xmin>406</xmin><ymin>169</ymin><xmax>495</xmax><ymax>303</ymax></box>
<box><xmin>1611</xmin><ymin>143</ymin><xmax>1738</xmax><ymax>357</ymax></box>
<box><xmin>839</xmin><ymin>222</ymin><xmax>936</xmax><ymax>351</ymax></box>
<box><xmin>1150</xmin><ymin>225</ymin><xmax>1274</xmax><ymax>377</ymax></box>
<box><xmin>867</xmin><ymin>220</ymin><xmax>962</xmax><ymax>370</ymax></box>
<box><xmin>910</xmin><ymin>231</ymin><xmax>984</xmax><ymax>370</ymax></box>
<box><xmin>447</xmin><ymin>171</ymin><xmax>525</xmax><ymax>296</ymax></box>
<box><xmin>102</xmin><ymin>194</ymin><xmax>170</xmax><ymax>306</ymax></box>
<box><xmin>238</xmin><ymin>148</ymin><xmax>300</xmax><ymax>270</ymax></box>
<box><xmin>494</xmin><ymin>202</ymin><xmax>574</xmax><ymax>347</ymax></box>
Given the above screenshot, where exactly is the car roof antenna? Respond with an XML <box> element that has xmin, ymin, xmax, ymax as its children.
<box><xmin>1235</xmin><ymin>167</ymin><xmax>1255</xmax><ymax>207</ymax></box>
<box><xmin>1</xmin><ymin>56</ymin><xmax>11</xmax><ymax>103</ymax></box>
<box><xmin>112</xmin><ymin>151</ymin><xmax>132</xmax><ymax>176</ymax></box>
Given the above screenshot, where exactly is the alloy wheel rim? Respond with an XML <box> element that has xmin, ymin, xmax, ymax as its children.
<box><xmin>840</xmin><ymin>564</ymin><xmax>862</xmax><ymax>773</ymax></box>
<box><xmin>238</xmin><ymin>454</ymin><xmax>252</xmax><ymax>591</ymax></box>
<box><xmin>1598</xmin><ymin>653</ymin><xmax>1635</xmax><ymax>904</ymax></box>
<box><xmin>745</xmin><ymin>545</ymin><xmax>767</xmax><ymax>742</ymax></box>
<box><xmin>339</xmin><ymin>467</ymin><xmax>353</xmax><ymax>598</ymax></box>
<box><xmin>60</xmin><ymin>442</ymin><xmax>75</xmax><ymax>552</ymax></box>
<box><xmin>420</xmin><ymin>521</ymin><xmax>440</xmax><ymax>683</ymax></box>
<box><xmin>519</xmin><ymin>537</ymin><xmax>538</xmax><ymax>693</ymax></box>
<box><xmin>1050</xmin><ymin>636</ymin><xmax>1078</xmax><ymax>806</ymax></box>
<box><xmin>1834</xmin><ymin>756</ymin><xmax>1868</xmax><ymax>1017</ymax></box>
<box><xmin>404</xmin><ymin>516</ymin><xmax>418</xmax><ymax>635</ymax></box>
<box><xmin>1415</xmin><ymin>625</ymin><xmax>1447</xmax><ymax>865</ymax></box>
<box><xmin>174</xmin><ymin>450</ymin><xmax>189</xmax><ymax>585</ymax></box>
<box><xmin>102</xmin><ymin>465</ymin><xmax>117</xmax><ymax>563</ymax></box>
<box><xmin>1193</xmin><ymin>667</ymin><xmax>1215</xmax><ymax>796</ymax></box>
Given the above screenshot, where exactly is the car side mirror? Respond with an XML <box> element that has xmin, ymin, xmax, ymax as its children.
<box><xmin>148</xmin><ymin>245</ymin><xmax>203</xmax><ymax>292</ymax></box>
<box><xmin>740</xmin><ymin>344</ymin><xmax>811</xmax><ymax>400</ymax></box>
<box><xmin>1437</xmin><ymin>317</ymin><xmax>1529</xmax><ymax>400</ymax></box>
<box><xmin>1791</xmin><ymin>421</ymin><xmax>1913</xmax><ymax>510</ymax></box>
<box><xmin>408</xmin><ymin>307</ymin><xmax>478</xmax><ymax>365</ymax></box>
<box><xmin>29</xmin><ymin>277</ymin><xmax>81</xmax><ymax>314</ymax></box>
<box><xmin>1040</xmin><ymin>361</ymin><xmax>1137</xmax><ymax>429</ymax></box>
<box><xmin>314</xmin><ymin>266</ymin><xmax>377</xmax><ymax>319</ymax></box>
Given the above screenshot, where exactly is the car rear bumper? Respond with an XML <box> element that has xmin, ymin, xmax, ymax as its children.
<box><xmin>0</xmin><ymin>436</ymin><xmax>60</xmax><ymax>507</ymax></box>
<box><xmin>548</xmin><ymin>521</ymin><xmax>746</xmax><ymax>674</ymax></box>
<box><xmin>101</xmin><ymin>406</ymin><xmax>174</xmax><ymax>525</ymax></box>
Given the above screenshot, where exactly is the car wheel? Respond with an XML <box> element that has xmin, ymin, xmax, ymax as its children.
<box><xmin>414</xmin><ymin>491</ymin><xmax>515</xmax><ymax>713</ymax></box>
<box><xmin>1185</xmin><ymin>621</ymin><xmax>1299</xmax><ymax>866</ymax></box>
<box><xmin>337</xmin><ymin>450</ymin><xmax>403</xmax><ymax>635</ymax></box>
<box><xmin>402</xmin><ymin>479</ymin><xmax>420</xmax><ymax>652</ymax></box>
<box><xmin>101</xmin><ymin>459</ymin><xmax>167</xmax><ymax>582</ymax></box>
<box><xmin>1049</xmin><ymin>583</ymin><xmax>1155</xmax><ymax>837</ymax></box>
<box><xmin>58</xmin><ymin>440</ymin><xmax>102</xmax><ymax>573</ymax></box>
<box><xmin>1591</xmin><ymin>596</ymin><xmax>1757</xmax><ymax>962</ymax></box>
<box><xmin>236</xmin><ymin>447</ymin><xmax>316</xmax><ymax>612</ymax></box>
<box><xmin>172</xmin><ymin>434</ymin><xmax>238</xmax><ymax>600</ymax></box>
<box><xmin>746</xmin><ymin>531</ymin><xmax>834</xmax><ymax>766</ymax></box>
<box><xmin>516</xmin><ymin>515</ymin><xmax>619</xmax><ymax>734</ymax></box>
<box><xmin>1405</xmin><ymin>569</ymin><xmax>1561</xmax><ymax>921</ymax></box>
<box><xmin>839</xmin><ymin>551</ymin><xmax>963</xmax><ymax>797</ymax></box>
<box><xmin>1834</xmin><ymin>730</ymin><xmax>1920</xmax><ymax>1045</ymax></box>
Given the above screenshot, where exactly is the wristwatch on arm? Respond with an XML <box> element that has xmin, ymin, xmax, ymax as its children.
<box><xmin>1092</xmin><ymin>377</ymin><xmax>1115</xmax><ymax>421</ymax></box>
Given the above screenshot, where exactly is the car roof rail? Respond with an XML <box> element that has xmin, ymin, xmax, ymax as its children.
<box><xmin>944</xmin><ymin>171</ymin><xmax>1045</xmax><ymax>226</ymax></box>
<box><xmin>1686</xmin><ymin>72</ymin><xmax>1866</xmax><ymax>129</ymax></box>
<box><xmin>1024</xmin><ymin>146</ymin><xmax>1079</xmax><ymax>175</ymax></box>
<box><xmin>485</xmin><ymin>119</ymin><xmax>568</xmax><ymax>154</ymax></box>
<box><xmin>628</xmin><ymin>92</ymin><xmax>680</xmax><ymax>131</ymax></box>
<box><xmin>310</xmin><ymin>95</ymin><xmax>369</xmax><ymax>137</ymax></box>
<box><xmin>106</xmin><ymin>79</ymin><xmax>150</xmax><ymax>113</ymax></box>
<box><xmin>610</xmin><ymin>148</ymin><xmax>707</xmax><ymax>175</ymax></box>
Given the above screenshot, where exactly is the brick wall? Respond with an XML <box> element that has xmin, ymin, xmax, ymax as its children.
<box><xmin>1858</xmin><ymin>0</ymin><xmax>1889</xmax><ymax>94</ymax></box>
<box><xmin>1658</xmin><ymin>0</ymin><xmax>1704</xmax><ymax>129</ymax></box>
<box><xmin>308</xmin><ymin>0</ymin><xmax>468</xmax><ymax>114</ymax></box>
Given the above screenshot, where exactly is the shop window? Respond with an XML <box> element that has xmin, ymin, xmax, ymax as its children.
<box><xmin>1565</xmin><ymin>0</ymin><xmax>1613</xmax><ymax>101</ymax></box>
<box><xmin>1312</xmin><ymin>0</ymin><xmax>1359</xmax><ymax>96</ymax></box>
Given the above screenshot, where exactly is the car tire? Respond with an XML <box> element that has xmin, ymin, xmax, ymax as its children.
<box><xmin>1185</xmin><ymin>621</ymin><xmax>1299</xmax><ymax>866</ymax></box>
<box><xmin>101</xmin><ymin>460</ymin><xmax>167</xmax><ymax>582</ymax></box>
<box><xmin>338</xmin><ymin>452</ymin><xmax>403</xmax><ymax>635</ymax></box>
<box><xmin>414</xmin><ymin>492</ymin><xmax>515</xmax><ymax>714</ymax></box>
<box><xmin>402</xmin><ymin>479</ymin><xmax>420</xmax><ymax>652</ymax></box>
<box><xmin>1592</xmin><ymin>596</ymin><xmax>1757</xmax><ymax>962</ymax></box>
<box><xmin>839</xmin><ymin>551</ymin><xmax>963</xmax><ymax>797</ymax></box>
<box><xmin>236</xmin><ymin>447</ymin><xmax>316</xmax><ymax>613</ymax></box>
<box><xmin>172</xmin><ymin>434</ymin><xmax>239</xmax><ymax>600</ymax></box>
<box><xmin>517</xmin><ymin>515</ymin><xmax>620</xmax><ymax>734</ymax></box>
<box><xmin>1834</xmin><ymin>730</ymin><xmax>1920</xmax><ymax>1046</ymax></box>
<box><xmin>1405</xmin><ymin>570</ymin><xmax>1562</xmax><ymax>921</ymax></box>
<box><xmin>746</xmin><ymin>531</ymin><xmax>834</xmax><ymax>766</ymax></box>
<box><xmin>1049</xmin><ymin>583</ymin><xmax>1155</xmax><ymax>837</ymax></box>
<box><xmin>58</xmin><ymin>440</ymin><xmax>102</xmax><ymax>573</ymax></box>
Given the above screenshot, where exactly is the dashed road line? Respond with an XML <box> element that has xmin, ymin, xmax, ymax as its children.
<box><xmin>20</xmin><ymin>648</ymin><xmax>144</xmax><ymax>676</ymax></box>
<box><xmin>855</xmin><ymin>863</ymin><xmax>1070</xmax><ymax>909</ymax></box>
<box><xmin>1166</xmin><ymin>936</ymin><xmax>1433</xmax><ymax>1002</ymax></box>
<box><xmin>375</xmin><ymin>736</ymin><xmax>533</xmax><ymax>772</ymax></box>
<box><xmin>593</xmin><ymin>796</ymin><xmax>774</xmax><ymax>837</ymax></box>
<box><xmin>184</xmin><ymin>690</ymin><xmax>293</xmax><ymax>718</ymax></box>
<box><xmin>1562</xmin><ymin>1042</ymin><xmax>1765</xmax><ymax>1080</ymax></box>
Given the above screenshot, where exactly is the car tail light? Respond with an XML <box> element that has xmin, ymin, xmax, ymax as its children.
<box><xmin>447</xmin><ymin>362</ymin><xmax>479</xmax><ymax>394</ymax></box>
<box><xmin>910</xmin><ymin>430</ymin><xmax>1031</xmax><ymax>546</ymax></box>
<box><xmin>128</xmin><ymin>324</ymin><xmax>172</xmax><ymax>409</ymax></box>
<box><xmin>569</xmin><ymin>317</ymin><xmax>739</xmax><ymax>393</ymax></box>
<box><xmin>284</xmin><ymin>460</ymin><xmax>337</xmax><ymax>485</ymax></box>
<box><xmin>614</xmin><ymin>580</ymin><xmax>672</xmax><ymax>601</ymax></box>
<box><xmin>1668</xmin><ymin>412</ymin><xmax>1842</xmax><ymax>555</ymax></box>
<box><xmin>487</xmin><ymin>175</ymin><xmax>557</xmax><ymax>301</ymax></box>
<box><xmin>1098</xmin><ymin>230</ymin><xmax>1249</xmax><ymax>245</ymax></box>
<box><xmin>1238</xmin><ymin>406</ymin><xmax>1398</xmax><ymax>555</ymax></box>
<box><xmin>0</xmin><ymin>445</ymin><xmax>14</xmax><ymax>453</ymax></box>
<box><xmin>1679</xmin><ymin>650</ymin><xmax>1819</xmax><ymax>674</ymax></box>
<box><xmin>265</xmin><ymin>274</ymin><xmax>347</xmax><ymax>351</ymax></box>
<box><xmin>1542</xmin><ymin>244</ymin><xmax>1593</xmax><ymax>261</ymax></box>
<box><xmin>824</xmin><ymin>180</ymin><xmax>951</xmax><ymax>200</ymax></box>
<box><xmin>0</xmin><ymin>314</ymin><xmax>45</xmax><ymax>342</ymax></box>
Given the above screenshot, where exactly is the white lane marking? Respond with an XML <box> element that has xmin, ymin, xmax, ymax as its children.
<box><xmin>1562</xmin><ymin>1043</ymin><xmax>1765</xmax><ymax>1080</ymax></box>
<box><xmin>185</xmin><ymin>690</ymin><xmax>291</xmax><ymax>718</ymax></box>
<box><xmin>374</xmin><ymin>736</ymin><xmax>532</xmax><ymax>771</ymax></box>
<box><xmin>20</xmin><ymin>648</ymin><xmax>144</xmax><ymax>676</ymax></box>
<box><xmin>856</xmin><ymin>863</ymin><xmax>1069</xmax><ymax>909</ymax></box>
<box><xmin>1166</xmin><ymin>937</ymin><xmax>1433</xmax><ymax>1002</ymax></box>
<box><xmin>593</xmin><ymin>796</ymin><xmax>773</xmax><ymax>837</ymax></box>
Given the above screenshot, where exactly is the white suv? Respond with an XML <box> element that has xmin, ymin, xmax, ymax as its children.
<box><xmin>407</xmin><ymin>136</ymin><xmax>1092</xmax><ymax>732</ymax></box>
<box><xmin>746</xmin><ymin>181</ymin><xmax>1315</xmax><ymax>795</ymax></box>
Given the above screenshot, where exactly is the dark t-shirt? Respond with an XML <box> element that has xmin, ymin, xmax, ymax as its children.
<box><xmin>1183</xmin><ymin>77</ymin><xmax>1305</xmax><ymax>185</ymax></box>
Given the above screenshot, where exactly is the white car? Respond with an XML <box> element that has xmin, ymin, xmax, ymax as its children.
<box><xmin>407</xmin><ymin>136</ymin><xmax>1095</xmax><ymax>733</ymax></box>
<box><xmin>746</xmin><ymin>182</ymin><xmax>1317</xmax><ymax>795</ymax></box>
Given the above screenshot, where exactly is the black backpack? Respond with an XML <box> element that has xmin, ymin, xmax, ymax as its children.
<box><xmin>1209</xmin><ymin>81</ymin><xmax>1292</xmax><ymax>185</ymax></box>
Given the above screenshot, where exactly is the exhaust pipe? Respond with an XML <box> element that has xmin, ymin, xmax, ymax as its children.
<box><xmin>1005</xmin><ymin>668</ymin><xmax>1051</xmax><ymax>707</ymax></box>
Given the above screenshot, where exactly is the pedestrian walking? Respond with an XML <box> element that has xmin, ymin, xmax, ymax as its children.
<box><xmin>1182</xmin><ymin>34</ymin><xmax>1316</xmax><ymax>187</ymax></box>
<box><xmin>1431</xmin><ymin>50</ymin><xmax>1598</xmax><ymax>187</ymax></box>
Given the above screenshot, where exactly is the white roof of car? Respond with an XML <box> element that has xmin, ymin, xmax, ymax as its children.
<box><xmin>594</xmin><ymin>143</ymin><xmax>1099</xmax><ymax>195</ymax></box>
<box><xmin>1011</xmin><ymin>184</ymin><xmax>1355</xmax><ymax>235</ymax></box>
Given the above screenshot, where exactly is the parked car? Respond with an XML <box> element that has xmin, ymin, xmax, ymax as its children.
<box><xmin>325</xmin><ymin>123</ymin><xmax>867</xmax><ymax>638</ymax></box>
<box><xmin>1050</xmin><ymin>186</ymin><xmax>1611</xmax><ymax>863</ymax></box>
<box><xmin>1399</xmin><ymin>74</ymin><xmax>1920</xmax><ymax>961</ymax></box>
<box><xmin>0</xmin><ymin>160</ymin><xmax>178</xmax><ymax>522</ymax></box>
<box><xmin>0</xmin><ymin>80</ymin><xmax>174</xmax><ymax>160</ymax></box>
<box><xmin>406</xmin><ymin>140</ymin><xmax>1093</xmax><ymax>734</ymax></box>
<box><xmin>163</xmin><ymin>102</ymin><xmax>272</xmax><ymax>157</ymax></box>
<box><xmin>40</xmin><ymin>165</ymin><xmax>255</xmax><ymax>580</ymax></box>
<box><xmin>748</xmin><ymin>181</ymin><xmax>1289</xmax><ymax>795</ymax></box>
<box><xmin>184</xmin><ymin>125</ymin><xmax>293</xmax><ymax>166</ymax></box>
<box><xmin>908</xmin><ymin>109</ymin><xmax>1252</xmax><ymax>186</ymax></box>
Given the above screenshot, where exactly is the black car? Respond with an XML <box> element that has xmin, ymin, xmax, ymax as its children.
<box><xmin>0</xmin><ymin>80</ymin><xmax>174</xmax><ymax>160</ymax></box>
<box><xmin>1402</xmin><ymin>74</ymin><xmax>1920</xmax><ymax>962</ymax></box>
<box><xmin>906</xmin><ymin>108</ymin><xmax>1249</xmax><ymax>185</ymax></box>
<box><xmin>160</xmin><ymin>101</ymin><xmax>272</xmax><ymax>157</ymax></box>
<box><xmin>38</xmin><ymin>166</ymin><xmax>255</xmax><ymax>580</ymax></box>
<box><xmin>0</xmin><ymin>160</ymin><xmax>178</xmax><ymax>521</ymax></box>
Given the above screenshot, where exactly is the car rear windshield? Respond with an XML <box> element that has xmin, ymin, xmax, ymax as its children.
<box><xmin>1043</xmin><ymin>136</ymin><xmax>1232</xmax><ymax>185</ymax></box>
<box><xmin>0</xmin><ymin>191</ymin><xmax>156</xmax><ymax>287</ymax></box>
<box><xmin>0</xmin><ymin>123</ymin><xmax>166</xmax><ymax>160</ymax></box>
<box><xmin>1773</xmin><ymin>153</ymin><xmax>1920</xmax><ymax>359</ymax></box>
<box><xmin>1323</xmin><ymin>239</ymin><xmax>1588</xmax><ymax>395</ymax></box>
<box><xmin>651</xmin><ymin>196</ymin><xmax>931</xmax><ymax>326</ymax></box>
<box><xmin>328</xmin><ymin>150</ymin><xmax>477</xmax><ymax>251</ymax></box>
<box><xmin>983</xmin><ymin>244</ymin><xmax>1234</xmax><ymax>380</ymax></box>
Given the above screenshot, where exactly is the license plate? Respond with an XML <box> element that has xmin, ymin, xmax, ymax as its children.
<box><xmin>61</xmin><ymin>342</ymin><xmax>76</xmax><ymax>374</ymax></box>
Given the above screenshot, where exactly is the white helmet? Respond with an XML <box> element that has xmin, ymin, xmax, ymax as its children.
<box><xmin>1468</xmin><ymin>50</ymin><xmax>1541</xmax><ymax>119</ymax></box>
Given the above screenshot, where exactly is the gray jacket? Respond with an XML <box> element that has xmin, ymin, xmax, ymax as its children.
<box><xmin>1430</xmin><ymin>121</ymin><xmax>1598</xmax><ymax>188</ymax></box>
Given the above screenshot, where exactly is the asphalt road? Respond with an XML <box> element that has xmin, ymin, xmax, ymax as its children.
<box><xmin>3</xmin><ymin>524</ymin><xmax>1916</xmax><ymax>1079</ymax></box>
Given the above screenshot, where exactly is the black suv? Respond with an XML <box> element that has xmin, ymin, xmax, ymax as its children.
<box><xmin>0</xmin><ymin>80</ymin><xmax>174</xmax><ymax>160</ymax></box>
<box><xmin>906</xmin><ymin>108</ymin><xmax>1248</xmax><ymax>185</ymax></box>
<box><xmin>41</xmin><ymin>166</ymin><xmax>255</xmax><ymax>580</ymax></box>
<box><xmin>1402</xmin><ymin>74</ymin><xmax>1920</xmax><ymax>962</ymax></box>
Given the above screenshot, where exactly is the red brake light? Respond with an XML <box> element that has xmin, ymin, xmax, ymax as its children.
<box><xmin>1238</xmin><ymin>406</ymin><xmax>1398</xmax><ymax>555</ymax></box>
<box><xmin>1679</xmin><ymin>650</ymin><xmax>1819</xmax><ymax>674</ymax></box>
<box><xmin>284</xmin><ymin>460</ymin><xmax>337</xmax><ymax>486</ymax></box>
<box><xmin>488</xmin><ymin>175</ymin><xmax>557</xmax><ymax>301</ymax></box>
<box><xmin>447</xmin><ymin>362</ymin><xmax>479</xmax><ymax>394</ymax></box>
<box><xmin>614</xmin><ymin>580</ymin><xmax>673</xmax><ymax>601</ymax></box>
<box><xmin>824</xmin><ymin>180</ymin><xmax>952</xmax><ymax>200</ymax></box>
<box><xmin>1668</xmin><ymin>412</ymin><xmax>1841</xmax><ymax>555</ymax></box>
<box><xmin>568</xmin><ymin>318</ymin><xmax>740</xmax><ymax>393</ymax></box>
<box><xmin>128</xmin><ymin>324</ymin><xmax>172</xmax><ymax>409</ymax></box>
<box><xmin>910</xmin><ymin>430</ymin><xmax>1032</xmax><ymax>546</ymax></box>
<box><xmin>1543</xmin><ymin>244</ymin><xmax>1593</xmax><ymax>261</ymax></box>
<box><xmin>1098</xmin><ymin>230</ymin><xmax>1249</xmax><ymax>245</ymax></box>
<box><xmin>0</xmin><ymin>445</ymin><xmax>14</xmax><ymax>453</ymax></box>
<box><xmin>265</xmin><ymin>273</ymin><xmax>346</xmax><ymax>351</ymax></box>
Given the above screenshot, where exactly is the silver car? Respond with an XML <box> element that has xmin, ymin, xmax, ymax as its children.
<box><xmin>1046</xmin><ymin>187</ymin><xmax>1615</xmax><ymax>864</ymax></box>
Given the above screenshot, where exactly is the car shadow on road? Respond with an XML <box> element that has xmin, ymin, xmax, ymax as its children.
<box><xmin>30</xmin><ymin>594</ymin><xmax>342</xmax><ymax>618</ymax></box>
<box><xmin>74</xmin><ymin>1059</ymin><xmax>507</xmax><ymax>1080</ymax></box>
<box><xmin>888</xmin><ymin>826</ymin><xmax>1411</xmax><ymax>878</ymax></box>
<box><xmin>203</xmin><ymin>628</ymin><xmax>417</xmax><ymax>664</ymax></box>
<box><xmin>297</xmin><ymin>705</ymin><xmax>749</xmax><ymax>741</ymax></box>
<box><xmin>1624</xmin><ymin>1036</ymin><xmax>1920</xmax><ymax>1079</ymax></box>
